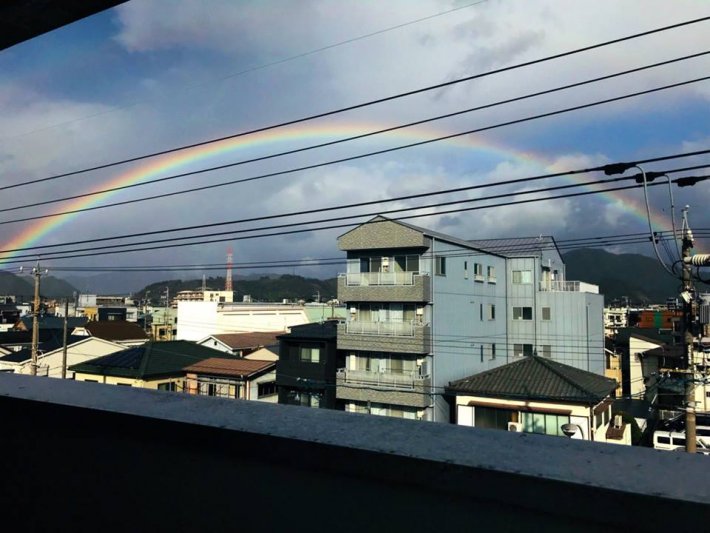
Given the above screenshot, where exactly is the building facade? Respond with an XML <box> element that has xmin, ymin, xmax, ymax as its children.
<box><xmin>276</xmin><ymin>321</ymin><xmax>343</xmax><ymax>410</ymax></box>
<box><xmin>336</xmin><ymin>217</ymin><xmax>604</xmax><ymax>423</ymax></box>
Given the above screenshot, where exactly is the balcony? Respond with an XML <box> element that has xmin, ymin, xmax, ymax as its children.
<box><xmin>336</xmin><ymin>368</ymin><xmax>432</xmax><ymax>408</ymax></box>
<box><xmin>337</xmin><ymin>368</ymin><xmax>430</xmax><ymax>390</ymax></box>
<box><xmin>337</xmin><ymin>321</ymin><xmax>432</xmax><ymax>354</ymax></box>
<box><xmin>338</xmin><ymin>272</ymin><xmax>431</xmax><ymax>303</ymax></box>
<box><xmin>539</xmin><ymin>280</ymin><xmax>599</xmax><ymax>294</ymax></box>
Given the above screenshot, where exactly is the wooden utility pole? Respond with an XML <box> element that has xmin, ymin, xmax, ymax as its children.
<box><xmin>28</xmin><ymin>261</ymin><xmax>46</xmax><ymax>376</ymax></box>
<box><xmin>61</xmin><ymin>299</ymin><xmax>69</xmax><ymax>379</ymax></box>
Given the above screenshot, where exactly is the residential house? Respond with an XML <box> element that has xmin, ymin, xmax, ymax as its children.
<box><xmin>611</xmin><ymin>328</ymin><xmax>674</xmax><ymax>400</ymax></box>
<box><xmin>74</xmin><ymin>320</ymin><xmax>149</xmax><ymax>347</ymax></box>
<box><xmin>336</xmin><ymin>216</ymin><xmax>603</xmax><ymax>422</ymax></box>
<box><xmin>197</xmin><ymin>331</ymin><xmax>282</xmax><ymax>357</ymax></box>
<box><xmin>17</xmin><ymin>337</ymin><xmax>125</xmax><ymax>377</ymax></box>
<box><xmin>448</xmin><ymin>356</ymin><xmax>628</xmax><ymax>444</ymax></box>
<box><xmin>277</xmin><ymin>320</ymin><xmax>343</xmax><ymax>409</ymax></box>
<box><xmin>150</xmin><ymin>308</ymin><xmax>177</xmax><ymax>341</ymax></box>
<box><xmin>183</xmin><ymin>358</ymin><xmax>277</xmax><ymax>402</ymax></box>
<box><xmin>0</xmin><ymin>333</ymin><xmax>85</xmax><ymax>374</ymax></box>
<box><xmin>70</xmin><ymin>340</ymin><xmax>235</xmax><ymax>390</ymax></box>
<box><xmin>243</xmin><ymin>345</ymin><xmax>279</xmax><ymax>361</ymax></box>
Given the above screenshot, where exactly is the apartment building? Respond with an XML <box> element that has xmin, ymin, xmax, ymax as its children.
<box><xmin>335</xmin><ymin>216</ymin><xmax>603</xmax><ymax>423</ymax></box>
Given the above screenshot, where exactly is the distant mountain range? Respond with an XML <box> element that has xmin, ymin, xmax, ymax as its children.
<box><xmin>136</xmin><ymin>275</ymin><xmax>338</xmax><ymax>304</ymax></box>
<box><xmin>0</xmin><ymin>249</ymin><xmax>684</xmax><ymax>305</ymax></box>
<box><xmin>0</xmin><ymin>270</ymin><xmax>78</xmax><ymax>300</ymax></box>
<box><xmin>562</xmin><ymin>248</ymin><xmax>680</xmax><ymax>304</ymax></box>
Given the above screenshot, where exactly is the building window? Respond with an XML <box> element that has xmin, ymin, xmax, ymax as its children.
<box><xmin>490</xmin><ymin>343</ymin><xmax>496</xmax><ymax>360</ymax></box>
<box><xmin>115</xmin><ymin>382</ymin><xmax>132</xmax><ymax>387</ymax></box>
<box><xmin>540</xmin><ymin>345</ymin><xmax>551</xmax><ymax>358</ymax></box>
<box><xmin>512</xmin><ymin>307</ymin><xmax>533</xmax><ymax>320</ymax></box>
<box><xmin>257</xmin><ymin>381</ymin><xmax>277</xmax><ymax>398</ymax></box>
<box><xmin>514</xmin><ymin>344</ymin><xmax>534</xmax><ymax>357</ymax></box>
<box><xmin>542</xmin><ymin>307</ymin><xmax>551</xmax><ymax>321</ymax></box>
<box><xmin>299</xmin><ymin>346</ymin><xmax>321</xmax><ymax>363</ymax></box>
<box><xmin>479</xmin><ymin>303</ymin><xmax>483</xmax><ymax>321</ymax></box>
<box><xmin>475</xmin><ymin>406</ymin><xmax>516</xmax><ymax>430</ymax></box>
<box><xmin>464</xmin><ymin>261</ymin><xmax>468</xmax><ymax>279</ymax></box>
<box><xmin>198</xmin><ymin>379</ymin><xmax>236</xmax><ymax>398</ymax></box>
<box><xmin>480</xmin><ymin>345</ymin><xmax>484</xmax><ymax>363</ymax></box>
<box><xmin>287</xmin><ymin>390</ymin><xmax>321</xmax><ymax>407</ymax></box>
<box><xmin>158</xmin><ymin>382</ymin><xmax>177</xmax><ymax>392</ymax></box>
<box><xmin>474</xmin><ymin>263</ymin><xmax>484</xmax><ymax>281</ymax></box>
<box><xmin>487</xmin><ymin>265</ymin><xmax>496</xmax><ymax>282</ymax></box>
<box><xmin>522</xmin><ymin>412</ymin><xmax>570</xmax><ymax>437</ymax></box>
<box><xmin>435</xmin><ymin>256</ymin><xmax>446</xmax><ymax>276</ymax></box>
<box><xmin>512</xmin><ymin>270</ymin><xmax>533</xmax><ymax>284</ymax></box>
<box><xmin>487</xmin><ymin>304</ymin><xmax>495</xmax><ymax>321</ymax></box>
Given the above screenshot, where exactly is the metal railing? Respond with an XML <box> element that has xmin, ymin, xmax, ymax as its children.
<box><xmin>340</xmin><ymin>272</ymin><xmax>429</xmax><ymax>286</ymax></box>
<box><xmin>336</xmin><ymin>368</ymin><xmax>429</xmax><ymax>390</ymax></box>
<box><xmin>344</xmin><ymin>320</ymin><xmax>419</xmax><ymax>337</ymax></box>
<box><xmin>539</xmin><ymin>280</ymin><xmax>599</xmax><ymax>293</ymax></box>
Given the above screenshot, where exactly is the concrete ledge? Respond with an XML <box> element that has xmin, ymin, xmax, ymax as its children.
<box><xmin>0</xmin><ymin>374</ymin><xmax>708</xmax><ymax>531</ymax></box>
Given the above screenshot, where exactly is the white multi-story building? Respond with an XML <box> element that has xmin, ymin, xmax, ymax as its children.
<box><xmin>335</xmin><ymin>216</ymin><xmax>604</xmax><ymax>422</ymax></box>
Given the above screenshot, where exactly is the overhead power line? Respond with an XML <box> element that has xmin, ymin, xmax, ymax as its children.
<box><xmin>4</xmin><ymin>50</ymin><xmax>709</xmax><ymax>215</ymax></box>
<box><xmin>1</xmin><ymin>177</ymin><xmax>704</xmax><ymax>265</ymax></box>
<box><xmin>38</xmin><ymin>230</ymin><xmax>710</xmax><ymax>273</ymax></box>
<box><xmin>2</xmin><ymin>15</ymin><xmax>708</xmax><ymax>192</ymax></box>
<box><xmin>2</xmin><ymin>76</ymin><xmax>710</xmax><ymax>228</ymax></box>
<box><xmin>2</xmin><ymin>162</ymin><xmax>708</xmax><ymax>257</ymax></box>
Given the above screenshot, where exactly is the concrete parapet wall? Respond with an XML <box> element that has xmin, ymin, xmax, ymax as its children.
<box><xmin>0</xmin><ymin>374</ymin><xmax>708</xmax><ymax>532</ymax></box>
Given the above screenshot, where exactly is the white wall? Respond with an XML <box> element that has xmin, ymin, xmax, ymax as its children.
<box><xmin>628</xmin><ymin>336</ymin><xmax>662</xmax><ymax>398</ymax></box>
<box><xmin>177</xmin><ymin>302</ymin><xmax>309</xmax><ymax>341</ymax></box>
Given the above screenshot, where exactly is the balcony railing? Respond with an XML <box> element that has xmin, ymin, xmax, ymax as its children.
<box><xmin>337</xmin><ymin>368</ymin><xmax>430</xmax><ymax>391</ymax></box>
<box><xmin>345</xmin><ymin>320</ymin><xmax>419</xmax><ymax>337</ymax></box>
<box><xmin>539</xmin><ymin>281</ymin><xmax>599</xmax><ymax>294</ymax></box>
<box><xmin>340</xmin><ymin>272</ymin><xmax>429</xmax><ymax>286</ymax></box>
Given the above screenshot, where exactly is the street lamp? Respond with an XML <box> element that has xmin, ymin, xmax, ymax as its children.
<box><xmin>561</xmin><ymin>423</ymin><xmax>585</xmax><ymax>439</ymax></box>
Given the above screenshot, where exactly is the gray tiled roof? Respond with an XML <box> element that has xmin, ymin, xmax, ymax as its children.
<box><xmin>69</xmin><ymin>340</ymin><xmax>234</xmax><ymax>379</ymax></box>
<box><xmin>467</xmin><ymin>236</ymin><xmax>558</xmax><ymax>257</ymax></box>
<box><xmin>447</xmin><ymin>356</ymin><xmax>617</xmax><ymax>403</ymax></box>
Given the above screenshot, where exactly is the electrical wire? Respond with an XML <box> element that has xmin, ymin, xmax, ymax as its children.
<box><xmin>3</xmin><ymin>159</ymin><xmax>707</xmax><ymax>256</ymax></box>
<box><xmin>0</xmin><ymin>177</ymin><xmax>699</xmax><ymax>264</ymax></box>
<box><xmin>4</xmin><ymin>14</ymin><xmax>708</xmax><ymax>192</ymax></box>
<box><xmin>5</xmin><ymin>50</ymin><xmax>710</xmax><ymax>215</ymax></box>
<box><xmin>3</xmin><ymin>75</ymin><xmax>709</xmax><ymax>229</ymax></box>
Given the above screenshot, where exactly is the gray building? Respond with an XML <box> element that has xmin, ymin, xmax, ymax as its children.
<box><xmin>336</xmin><ymin>216</ymin><xmax>604</xmax><ymax>423</ymax></box>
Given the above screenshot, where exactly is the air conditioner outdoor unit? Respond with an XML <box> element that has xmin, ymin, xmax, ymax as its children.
<box><xmin>507</xmin><ymin>422</ymin><xmax>523</xmax><ymax>432</ymax></box>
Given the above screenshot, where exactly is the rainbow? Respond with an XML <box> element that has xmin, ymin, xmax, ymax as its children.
<box><xmin>0</xmin><ymin>122</ymin><xmax>673</xmax><ymax>261</ymax></box>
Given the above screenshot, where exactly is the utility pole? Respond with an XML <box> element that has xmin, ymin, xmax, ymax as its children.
<box><xmin>23</xmin><ymin>261</ymin><xmax>47</xmax><ymax>376</ymax></box>
<box><xmin>61</xmin><ymin>299</ymin><xmax>69</xmax><ymax>379</ymax></box>
<box><xmin>164</xmin><ymin>287</ymin><xmax>170</xmax><ymax>341</ymax></box>
<box><xmin>681</xmin><ymin>208</ymin><xmax>696</xmax><ymax>453</ymax></box>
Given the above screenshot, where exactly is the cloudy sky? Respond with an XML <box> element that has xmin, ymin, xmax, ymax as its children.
<box><xmin>0</xmin><ymin>0</ymin><xmax>708</xmax><ymax>284</ymax></box>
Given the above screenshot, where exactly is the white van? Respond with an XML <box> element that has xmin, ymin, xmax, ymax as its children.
<box><xmin>653</xmin><ymin>430</ymin><xmax>710</xmax><ymax>453</ymax></box>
